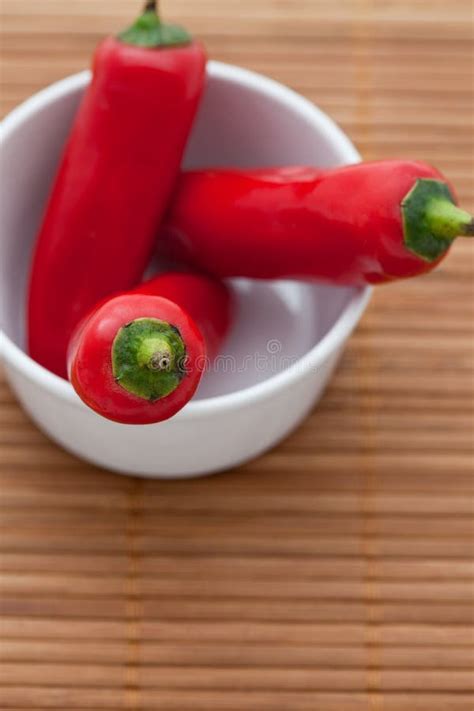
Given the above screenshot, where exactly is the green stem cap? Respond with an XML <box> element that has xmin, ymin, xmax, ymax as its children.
<box><xmin>112</xmin><ymin>318</ymin><xmax>186</xmax><ymax>402</ymax></box>
<box><xmin>118</xmin><ymin>1</ymin><xmax>191</xmax><ymax>49</ymax></box>
<box><xmin>402</xmin><ymin>179</ymin><xmax>474</xmax><ymax>262</ymax></box>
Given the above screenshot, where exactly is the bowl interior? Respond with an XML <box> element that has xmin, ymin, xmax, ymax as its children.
<box><xmin>1</xmin><ymin>64</ymin><xmax>358</xmax><ymax>400</ymax></box>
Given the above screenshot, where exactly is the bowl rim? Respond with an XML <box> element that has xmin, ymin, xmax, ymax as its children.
<box><xmin>0</xmin><ymin>60</ymin><xmax>372</xmax><ymax>419</ymax></box>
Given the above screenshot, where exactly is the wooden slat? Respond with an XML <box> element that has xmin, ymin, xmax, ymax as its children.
<box><xmin>1</xmin><ymin>597</ymin><xmax>472</xmax><ymax>625</ymax></box>
<box><xmin>2</xmin><ymin>639</ymin><xmax>473</xmax><ymax>669</ymax></box>
<box><xmin>1</xmin><ymin>690</ymin><xmax>473</xmax><ymax>711</ymax></box>
<box><xmin>3</xmin><ymin>617</ymin><xmax>473</xmax><ymax>645</ymax></box>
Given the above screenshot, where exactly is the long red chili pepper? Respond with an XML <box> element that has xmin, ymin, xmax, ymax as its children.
<box><xmin>28</xmin><ymin>1</ymin><xmax>206</xmax><ymax>379</ymax></box>
<box><xmin>68</xmin><ymin>272</ymin><xmax>233</xmax><ymax>425</ymax></box>
<box><xmin>160</xmin><ymin>161</ymin><xmax>474</xmax><ymax>285</ymax></box>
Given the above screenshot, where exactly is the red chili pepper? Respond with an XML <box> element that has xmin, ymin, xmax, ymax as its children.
<box><xmin>161</xmin><ymin>161</ymin><xmax>474</xmax><ymax>285</ymax></box>
<box><xmin>68</xmin><ymin>272</ymin><xmax>233</xmax><ymax>425</ymax></box>
<box><xmin>28</xmin><ymin>1</ymin><xmax>206</xmax><ymax>379</ymax></box>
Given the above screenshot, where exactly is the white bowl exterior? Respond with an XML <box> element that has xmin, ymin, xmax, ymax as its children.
<box><xmin>0</xmin><ymin>62</ymin><xmax>370</xmax><ymax>478</ymax></box>
<box><xmin>2</xmin><ymin>347</ymin><xmax>343</xmax><ymax>478</ymax></box>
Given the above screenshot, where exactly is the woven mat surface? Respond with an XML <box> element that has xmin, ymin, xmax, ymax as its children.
<box><xmin>1</xmin><ymin>1</ymin><xmax>473</xmax><ymax>709</ymax></box>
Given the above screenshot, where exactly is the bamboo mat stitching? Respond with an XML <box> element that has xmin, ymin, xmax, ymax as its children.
<box><xmin>125</xmin><ymin>478</ymin><xmax>143</xmax><ymax>710</ymax></box>
<box><xmin>353</xmin><ymin>1</ymin><xmax>385</xmax><ymax>708</ymax></box>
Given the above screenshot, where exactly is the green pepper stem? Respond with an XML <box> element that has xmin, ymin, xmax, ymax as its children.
<box><xmin>425</xmin><ymin>200</ymin><xmax>474</xmax><ymax>241</ymax></box>
<box><xmin>112</xmin><ymin>318</ymin><xmax>186</xmax><ymax>402</ymax></box>
<box><xmin>118</xmin><ymin>0</ymin><xmax>191</xmax><ymax>48</ymax></box>
<box><xmin>137</xmin><ymin>335</ymin><xmax>173</xmax><ymax>372</ymax></box>
<box><xmin>402</xmin><ymin>179</ymin><xmax>474</xmax><ymax>262</ymax></box>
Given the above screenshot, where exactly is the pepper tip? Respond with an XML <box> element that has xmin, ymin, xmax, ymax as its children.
<box><xmin>464</xmin><ymin>219</ymin><xmax>474</xmax><ymax>237</ymax></box>
<box><xmin>144</xmin><ymin>1</ymin><xmax>157</xmax><ymax>14</ymax></box>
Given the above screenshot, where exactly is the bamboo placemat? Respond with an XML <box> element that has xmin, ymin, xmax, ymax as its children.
<box><xmin>1</xmin><ymin>1</ymin><xmax>473</xmax><ymax>709</ymax></box>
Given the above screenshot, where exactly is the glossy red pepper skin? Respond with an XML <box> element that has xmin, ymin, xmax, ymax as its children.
<box><xmin>68</xmin><ymin>272</ymin><xmax>233</xmax><ymax>425</ymax></box>
<box><xmin>160</xmin><ymin>161</ymin><xmax>462</xmax><ymax>285</ymax></box>
<box><xmin>28</xmin><ymin>35</ymin><xmax>206</xmax><ymax>379</ymax></box>
<box><xmin>129</xmin><ymin>272</ymin><xmax>231</xmax><ymax>359</ymax></box>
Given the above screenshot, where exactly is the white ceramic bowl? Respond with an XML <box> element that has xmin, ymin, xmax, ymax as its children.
<box><xmin>0</xmin><ymin>62</ymin><xmax>371</xmax><ymax>478</ymax></box>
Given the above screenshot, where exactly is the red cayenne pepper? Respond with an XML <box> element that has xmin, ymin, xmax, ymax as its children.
<box><xmin>28</xmin><ymin>1</ymin><xmax>206</xmax><ymax>379</ymax></box>
<box><xmin>68</xmin><ymin>272</ymin><xmax>233</xmax><ymax>425</ymax></box>
<box><xmin>161</xmin><ymin>161</ymin><xmax>474</xmax><ymax>285</ymax></box>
